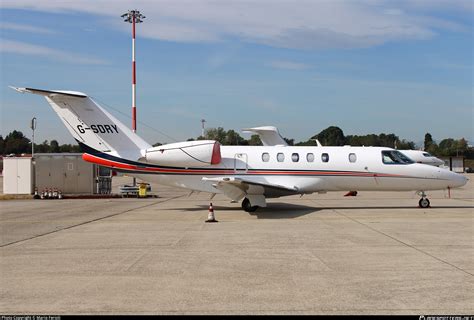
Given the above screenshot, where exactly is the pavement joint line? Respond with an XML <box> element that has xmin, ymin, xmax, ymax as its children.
<box><xmin>305</xmin><ymin>248</ymin><xmax>333</xmax><ymax>271</ymax></box>
<box><xmin>317</xmin><ymin>202</ymin><xmax>474</xmax><ymax>277</ymax></box>
<box><xmin>171</xmin><ymin>222</ymin><xmax>204</xmax><ymax>247</ymax></box>
<box><xmin>124</xmin><ymin>251</ymin><xmax>148</xmax><ymax>272</ymax></box>
<box><xmin>453</xmin><ymin>198</ymin><xmax>474</xmax><ymax>203</ymax></box>
<box><xmin>0</xmin><ymin>195</ymin><xmax>185</xmax><ymax>248</ymax></box>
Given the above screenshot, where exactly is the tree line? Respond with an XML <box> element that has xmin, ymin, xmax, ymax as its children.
<box><xmin>0</xmin><ymin>130</ymin><xmax>81</xmax><ymax>155</ymax></box>
<box><xmin>1</xmin><ymin>127</ymin><xmax>471</xmax><ymax>158</ymax></box>
<box><xmin>188</xmin><ymin>126</ymin><xmax>471</xmax><ymax>158</ymax></box>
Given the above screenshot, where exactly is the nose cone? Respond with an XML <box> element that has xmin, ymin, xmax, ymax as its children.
<box><xmin>448</xmin><ymin>172</ymin><xmax>468</xmax><ymax>188</ymax></box>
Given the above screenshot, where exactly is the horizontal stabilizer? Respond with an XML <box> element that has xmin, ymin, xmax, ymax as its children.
<box><xmin>9</xmin><ymin>86</ymin><xmax>87</xmax><ymax>98</ymax></box>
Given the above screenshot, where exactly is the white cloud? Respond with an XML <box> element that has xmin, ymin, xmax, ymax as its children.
<box><xmin>384</xmin><ymin>9</ymin><xmax>404</xmax><ymax>16</ymax></box>
<box><xmin>1</xmin><ymin>22</ymin><xmax>57</xmax><ymax>34</ymax></box>
<box><xmin>267</xmin><ymin>60</ymin><xmax>311</xmax><ymax>71</ymax></box>
<box><xmin>0</xmin><ymin>0</ymin><xmax>470</xmax><ymax>49</ymax></box>
<box><xmin>394</xmin><ymin>0</ymin><xmax>473</xmax><ymax>13</ymax></box>
<box><xmin>0</xmin><ymin>39</ymin><xmax>108</xmax><ymax>64</ymax></box>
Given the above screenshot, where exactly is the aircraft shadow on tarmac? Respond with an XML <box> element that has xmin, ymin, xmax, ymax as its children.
<box><xmin>244</xmin><ymin>204</ymin><xmax>473</xmax><ymax>219</ymax></box>
<box><xmin>169</xmin><ymin>202</ymin><xmax>318</xmax><ymax>219</ymax></box>
<box><xmin>248</xmin><ymin>203</ymin><xmax>318</xmax><ymax>219</ymax></box>
<box><xmin>318</xmin><ymin>205</ymin><xmax>474</xmax><ymax>210</ymax></box>
<box><xmin>169</xmin><ymin>203</ymin><xmax>473</xmax><ymax>219</ymax></box>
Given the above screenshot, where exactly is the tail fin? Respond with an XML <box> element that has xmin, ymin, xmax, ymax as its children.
<box><xmin>10</xmin><ymin>87</ymin><xmax>151</xmax><ymax>159</ymax></box>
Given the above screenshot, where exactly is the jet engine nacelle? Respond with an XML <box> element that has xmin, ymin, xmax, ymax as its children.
<box><xmin>144</xmin><ymin>140</ymin><xmax>221</xmax><ymax>167</ymax></box>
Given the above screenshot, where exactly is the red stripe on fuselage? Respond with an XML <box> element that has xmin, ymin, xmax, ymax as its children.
<box><xmin>82</xmin><ymin>153</ymin><xmax>405</xmax><ymax>178</ymax></box>
<box><xmin>82</xmin><ymin>153</ymin><xmax>233</xmax><ymax>174</ymax></box>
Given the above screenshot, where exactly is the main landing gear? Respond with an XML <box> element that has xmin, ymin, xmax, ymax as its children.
<box><xmin>417</xmin><ymin>191</ymin><xmax>430</xmax><ymax>208</ymax></box>
<box><xmin>242</xmin><ymin>198</ymin><xmax>259</xmax><ymax>212</ymax></box>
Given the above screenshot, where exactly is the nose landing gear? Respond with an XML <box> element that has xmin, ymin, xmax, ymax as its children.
<box><xmin>418</xmin><ymin>198</ymin><xmax>430</xmax><ymax>208</ymax></box>
<box><xmin>417</xmin><ymin>191</ymin><xmax>430</xmax><ymax>208</ymax></box>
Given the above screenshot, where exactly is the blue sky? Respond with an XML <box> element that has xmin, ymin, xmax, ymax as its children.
<box><xmin>1</xmin><ymin>0</ymin><xmax>472</xmax><ymax>146</ymax></box>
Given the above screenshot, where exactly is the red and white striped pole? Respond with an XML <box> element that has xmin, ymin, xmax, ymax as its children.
<box><xmin>132</xmin><ymin>14</ymin><xmax>136</xmax><ymax>132</ymax></box>
<box><xmin>121</xmin><ymin>10</ymin><xmax>145</xmax><ymax>133</ymax></box>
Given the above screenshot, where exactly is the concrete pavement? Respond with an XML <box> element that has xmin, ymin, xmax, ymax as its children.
<box><xmin>1</xmin><ymin>175</ymin><xmax>473</xmax><ymax>314</ymax></box>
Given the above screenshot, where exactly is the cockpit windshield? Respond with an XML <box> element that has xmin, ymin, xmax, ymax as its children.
<box><xmin>382</xmin><ymin>150</ymin><xmax>414</xmax><ymax>165</ymax></box>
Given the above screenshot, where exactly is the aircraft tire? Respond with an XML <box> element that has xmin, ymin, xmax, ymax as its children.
<box><xmin>242</xmin><ymin>198</ymin><xmax>259</xmax><ymax>212</ymax></box>
<box><xmin>419</xmin><ymin>198</ymin><xmax>430</xmax><ymax>208</ymax></box>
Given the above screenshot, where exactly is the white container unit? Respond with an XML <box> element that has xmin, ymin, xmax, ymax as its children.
<box><xmin>35</xmin><ymin>154</ymin><xmax>95</xmax><ymax>194</ymax></box>
<box><xmin>3</xmin><ymin>157</ymin><xmax>33</xmax><ymax>194</ymax></box>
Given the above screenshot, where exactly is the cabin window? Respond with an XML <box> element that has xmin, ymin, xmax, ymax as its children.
<box><xmin>277</xmin><ymin>153</ymin><xmax>285</xmax><ymax>162</ymax></box>
<box><xmin>262</xmin><ymin>152</ymin><xmax>270</xmax><ymax>162</ymax></box>
<box><xmin>306</xmin><ymin>153</ymin><xmax>314</xmax><ymax>162</ymax></box>
<box><xmin>382</xmin><ymin>150</ymin><xmax>414</xmax><ymax>165</ymax></box>
<box><xmin>321</xmin><ymin>153</ymin><xmax>329</xmax><ymax>163</ymax></box>
<box><xmin>291</xmin><ymin>153</ymin><xmax>299</xmax><ymax>162</ymax></box>
<box><xmin>349</xmin><ymin>153</ymin><xmax>357</xmax><ymax>163</ymax></box>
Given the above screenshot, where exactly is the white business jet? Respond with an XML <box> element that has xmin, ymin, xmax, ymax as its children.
<box><xmin>399</xmin><ymin>150</ymin><xmax>445</xmax><ymax>167</ymax></box>
<box><xmin>245</xmin><ymin>128</ymin><xmax>445</xmax><ymax>167</ymax></box>
<box><xmin>11</xmin><ymin>87</ymin><xmax>467</xmax><ymax>211</ymax></box>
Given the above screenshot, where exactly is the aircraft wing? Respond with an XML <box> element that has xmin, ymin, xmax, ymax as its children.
<box><xmin>203</xmin><ymin>176</ymin><xmax>299</xmax><ymax>201</ymax></box>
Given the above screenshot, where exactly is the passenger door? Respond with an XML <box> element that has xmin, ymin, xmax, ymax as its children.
<box><xmin>234</xmin><ymin>153</ymin><xmax>248</xmax><ymax>174</ymax></box>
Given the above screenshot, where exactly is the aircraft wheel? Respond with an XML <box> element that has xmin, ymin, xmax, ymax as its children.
<box><xmin>419</xmin><ymin>198</ymin><xmax>430</xmax><ymax>208</ymax></box>
<box><xmin>242</xmin><ymin>198</ymin><xmax>259</xmax><ymax>212</ymax></box>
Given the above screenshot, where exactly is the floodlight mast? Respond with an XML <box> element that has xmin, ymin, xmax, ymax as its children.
<box><xmin>201</xmin><ymin>119</ymin><xmax>206</xmax><ymax>137</ymax></box>
<box><xmin>31</xmin><ymin>117</ymin><xmax>36</xmax><ymax>158</ymax></box>
<box><xmin>121</xmin><ymin>10</ymin><xmax>145</xmax><ymax>133</ymax></box>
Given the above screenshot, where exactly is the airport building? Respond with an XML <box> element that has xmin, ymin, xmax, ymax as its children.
<box><xmin>439</xmin><ymin>156</ymin><xmax>465</xmax><ymax>173</ymax></box>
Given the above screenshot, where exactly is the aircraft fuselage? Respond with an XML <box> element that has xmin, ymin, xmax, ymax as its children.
<box><xmin>125</xmin><ymin>145</ymin><xmax>467</xmax><ymax>195</ymax></box>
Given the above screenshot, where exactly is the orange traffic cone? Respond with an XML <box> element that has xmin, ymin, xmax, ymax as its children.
<box><xmin>205</xmin><ymin>203</ymin><xmax>218</xmax><ymax>223</ymax></box>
